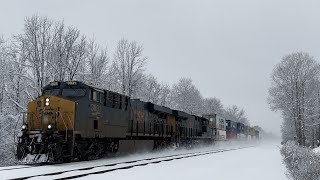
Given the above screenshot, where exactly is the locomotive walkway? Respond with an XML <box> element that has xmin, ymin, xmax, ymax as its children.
<box><xmin>0</xmin><ymin>145</ymin><xmax>254</xmax><ymax>180</ymax></box>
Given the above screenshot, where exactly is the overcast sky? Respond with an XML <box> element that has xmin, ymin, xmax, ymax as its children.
<box><xmin>2</xmin><ymin>0</ymin><xmax>320</xmax><ymax>135</ymax></box>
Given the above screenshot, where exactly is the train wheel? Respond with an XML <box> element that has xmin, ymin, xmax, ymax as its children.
<box><xmin>87</xmin><ymin>142</ymin><xmax>105</xmax><ymax>160</ymax></box>
<box><xmin>48</xmin><ymin>143</ymin><xmax>63</xmax><ymax>162</ymax></box>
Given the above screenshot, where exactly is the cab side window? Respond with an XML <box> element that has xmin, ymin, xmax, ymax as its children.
<box><xmin>90</xmin><ymin>89</ymin><xmax>103</xmax><ymax>103</ymax></box>
<box><xmin>93</xmin><ymin>90</ymin><xmax>99</xmax><ymax>102</ymax></box>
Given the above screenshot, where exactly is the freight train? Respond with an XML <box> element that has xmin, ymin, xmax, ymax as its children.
<box><xmin>16</xmin><ymin>81</ymin><xmax>259</xmax><ymax>163</ymax></box>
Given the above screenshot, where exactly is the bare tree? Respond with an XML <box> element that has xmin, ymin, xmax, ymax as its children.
<box><xmin>135</xmin><ymin>74</ymin><xmax>161</xmax><ymax>103</ymax></box>
<box><xmin>202</xmin><ymin>97</ymin><xmax>224</xmax><ymax>115</ymax></box>
<box><xmin>113</xmin><ymin>38</ymin><xmax>147</xmax><ymax>97</ymax></box>
<box><xmin>48</xmin><ymin>22</ymin><xmax>84</xmax><ymax>81</ymax></box>
<box><xmin>170</xmin><ymin>78</ymin><xmax>203</xmax><ymax>115</ymax></box>
<box><xmin>22</xmin><ymin>15</ymin><xmax>54</xmax><ymax>96</ymax></box>
<box><xmin>85</xmin><ymin>39</ymin><xmax>109</xmax><ymax>87</ymax></box>
<box><xmin>67</xmin><ymin>36</ymin><xmax>86</xmax><ymax>81</ymax></box>
<box><xmin>6</xmin><ymin>36</ymin><xmax>31</xmax><ymax>113</ymax></box>
<box><xmin>9</xmin><ymin>15</ymin><xmax>89</xmax><ymax>100</ymax></box>
<box><xmin>158</xmin><ymin>83</ymin><xmax>171</xmax><ymax>107</ymax></box>
<box><xmin>223</xmin><ymin>105</ymin><xmax>249</xmax><ymax>125</ymax></box>
<box><xmin>0</xmin><ymin>36</ymin><xmax>6</xmax><ymax>113</ymax></box>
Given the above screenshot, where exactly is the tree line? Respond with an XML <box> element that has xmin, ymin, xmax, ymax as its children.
<box><xmin>0</xmin><ymin>15</ymin><xmax>260</xmax><ymax>166</ymax></box>
<box><xmin>0</xmin><ymin>15</ymin><xmax>250</xmax><ymax>125</ymax></box>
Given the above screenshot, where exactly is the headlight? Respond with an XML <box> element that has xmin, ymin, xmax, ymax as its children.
<box><xmin>22</xmin><ymin>124</ymin><xmax>27</xmax><ymax>130</ymax></box>
<box><xmin>45</xmin><ymin>98</ymin><xmax>50</xmax><ymax>106</ymax></box>
<box><xmin>47</xmin><ymin>124</ymin><xmax>53</xmax><ymax>130</ymax></box>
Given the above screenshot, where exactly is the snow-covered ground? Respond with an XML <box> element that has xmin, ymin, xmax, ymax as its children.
<box><xmin>78</xmin><ymin>141</ymin><xmax>287</xmax><ymax>180</ymax></box>
<box><xmin>0</xmin><ymin>140</ymin><xmax>288</xmax><ymax>180</ymax></box>
<box><xmin>314</xmin><ymin>146</ymin><xmax>320</xmax><ymax>153</ymax></box>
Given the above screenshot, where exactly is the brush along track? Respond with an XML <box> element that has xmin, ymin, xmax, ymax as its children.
<box><xmin>5</xmin><ymin>146</ymin><xmax>254</xmax><ymax>180</ymax></box>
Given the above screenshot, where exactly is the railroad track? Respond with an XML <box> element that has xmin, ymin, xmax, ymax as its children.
<box><xmin>0</xmin><ymin>160</ymin><xmax>73</xmax><ymax>172</ymax></box>
<box><xmin>0</xmin><ymin>165</ymin><xmax>32</xmax><ymax>172</ymax></box>
<box><xmin>1</xmin><ymin>146</ymin><xmax>254</xmax><ymax>180</ymax></box>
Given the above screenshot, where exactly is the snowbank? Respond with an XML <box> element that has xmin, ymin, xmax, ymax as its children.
<box><xmin>313</xmin><ymin>146</ymin><xmax>320</xmax><ymax>154</ymax></box>
<box><xmin>282</xmin><ymin>141</ymin><xmax>320</xmax><ymax>180</ymax></box>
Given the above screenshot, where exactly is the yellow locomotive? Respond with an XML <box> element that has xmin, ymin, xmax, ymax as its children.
<box><xmin>17</xmin><ymin>81</ymin><xmax>85</xmax><ymax>162</ymax></box>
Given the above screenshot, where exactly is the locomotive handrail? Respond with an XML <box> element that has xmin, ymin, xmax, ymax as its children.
<box><xmin>57</xmin><ymin>111</ymin><xmax>68</xmax><ymax>142</ymax></box>
<box><xmin>19</xmin><ymin>112</ymin><xmax>37</xmax><ymax>130</ymax></box>
<box><xmin>65</xmin><ymin>113</ymin><xmax>74</xmax><ymax>129</ymax></box>
<box><xmin>65</xmin><ymin>112</ymin><xmax>75</xmax><ymax>156</ymax></box>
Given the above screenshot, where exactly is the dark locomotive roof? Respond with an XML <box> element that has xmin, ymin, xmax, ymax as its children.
<box><xmin>146</xmin><ymin>102</ymin><xmax>172</xmax><ymax>115</ymax></box>
<box><xmin>172</xmin><ymin>110</ymin><xmax>191</xmax><ymax>119</ymax></box>
<box><xmin>43</xmin><ymin>81</ymin><xmax>199</xmax><ymax>120</ymax></box>
<box><xmin>43</xmin><ymin>81</ymin><xmax>88</xmax><ymax>90</ymax></box>
<box><xmin>41</xmin><ymin>81</ymin><xmax>259</xmax><ymax>133</ymax></box>
<box><xmin>42</xmin><ymin>81</ymin><xmax>130</xmax><ymax>99</ymax></box>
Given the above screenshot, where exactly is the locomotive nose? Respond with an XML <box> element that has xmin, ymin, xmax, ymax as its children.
<box><xmin>26</xmin><ymin>96</ymin><xmax>60</xmax><ymax>131</ymax></box>
<box><xmin>27</xmin><ymin>95</ymin><xmax>75</xmax><ymax>132</ymax></box>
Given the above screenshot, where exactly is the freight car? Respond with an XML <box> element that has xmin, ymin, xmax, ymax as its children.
<box><xmin>203</xmin><ymin>114</ymin><xmax>226</xmax><ymax>140</ymax></box>
<box><xmin>16</xmin><ymin>81</ymin><xmax>259</xmax><ymax>163</ymax></box>
<box><xmin>237</xmin><ymin>122</ymin><xmax>247</xmax><ymax>140</ymax></box>
<box><xmin>226</xmin><ymin>120</ymin><xmax>237</xmax><ymax>139</ymax></box>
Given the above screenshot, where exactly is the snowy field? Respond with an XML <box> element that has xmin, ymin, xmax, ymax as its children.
<box><xmin>0</xmin><ymin>140</ymin><xmax>288</xmax><ymax>180</ymax></box>
<box><xmin>78</xmin><ymin>141</ymin><xmax>288</xmax><ymax>180</ymax></box>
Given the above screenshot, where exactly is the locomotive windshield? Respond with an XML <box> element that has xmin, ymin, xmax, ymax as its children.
<box><xmin>42</xmin><ymin>81</ymin><xmax>87</xmax><ymax>98</ymax></box>
<box><xmin>62</xmin><ymin>89</ymin><xmax>86</xmax><ymax>97</ymax></box>
<box><xmin>44</xmin><ymin>89</ymin><xmax>60</xmax><ymax>96</ymax></box>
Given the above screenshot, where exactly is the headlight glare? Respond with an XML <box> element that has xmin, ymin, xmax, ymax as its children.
<box><xmin>22</xmin><ymin>124</ymin><xmax>27</xmax><ymax>130</ymax></box>
<box><xmin>47</xmin><ymin>124</ymin><xmax>53</xmax><ymax>130</ymax></box>
<box><xmin>45</xmin><ymin>98</ymin><xmax>50</xmax><ymax>106</ymax></box>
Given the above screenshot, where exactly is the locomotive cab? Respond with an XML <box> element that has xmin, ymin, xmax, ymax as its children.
<box><xmin>17</xmin><ymin>81</ymin><xmax>87</xmax><ymax>162</ymax></box>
